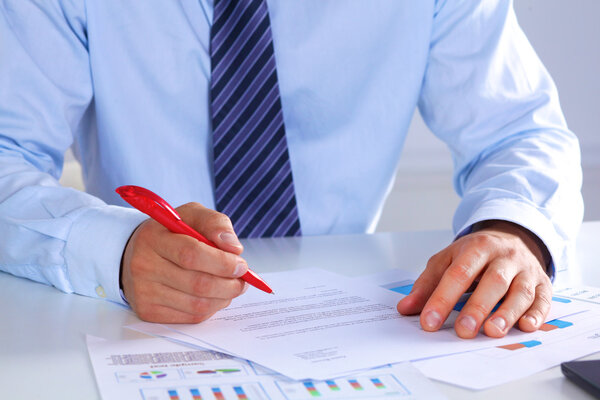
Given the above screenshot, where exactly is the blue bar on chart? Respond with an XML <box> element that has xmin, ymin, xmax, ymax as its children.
<box><xmin>190</xmin><ymin>388</ymin><xmax>202</xmax><ymax>400</ymax></box>
<box><xmin>303</xmin><ymin>381</ymin><xmax>321</xmax><ymax>397</ymax></box>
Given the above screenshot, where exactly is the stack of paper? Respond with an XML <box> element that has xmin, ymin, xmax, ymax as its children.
<box><xmin>127</xmin><ymin>268</ymin><xmax>593</xmax><ymax>383</ymax></box>
<box><xmin>87</xmin><ymin>268</ymin><xmax>600</xmax><ymax>399</ymax></box>
<box><xmin>87</xmin><ymin>335</ymin><xmax>446</xmax><ymax>399</ymax></box>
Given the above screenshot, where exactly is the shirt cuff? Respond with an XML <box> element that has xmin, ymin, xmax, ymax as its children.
<box><xmin>63</xmin><ymin>205</ymin><xmax>147</xmax><ymax>305</ymax></box>
<box><xmin>453</xmin><ymin>198</ymin><xmax>560</xmax><ymax>282</ymax></box>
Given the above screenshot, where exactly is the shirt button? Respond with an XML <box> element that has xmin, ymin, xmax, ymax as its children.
<box><xmin>95</xmin><ymin>285</ymin><xmax>106</xmax><ymax>298</ymax></box>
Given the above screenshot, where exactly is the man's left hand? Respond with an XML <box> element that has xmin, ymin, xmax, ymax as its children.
<box><xmin>396</xmin><ymin>220</ymin><xmax>552</xmax><ymax>338</ymax></box>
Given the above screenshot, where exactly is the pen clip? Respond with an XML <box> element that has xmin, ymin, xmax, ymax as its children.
<box><xmin>116</xmin><ymin>185</ymin><xmax>182</xmax><ymax>221</ymax></box>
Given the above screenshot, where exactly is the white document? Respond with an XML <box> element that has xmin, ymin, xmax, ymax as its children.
<box><xmin>155</xmin><ymin>269</ymin><xmax>587</xmax><ymax>380</ymax></box>
<box><xmin>413</xmin><ymin>307</ymin><xmax>600</xmax><ymax>389</ymax></box>
<box><xmin>86</xmin><ymin>335</ymin><xmax>446</xmax><ymax>400</ymax></box>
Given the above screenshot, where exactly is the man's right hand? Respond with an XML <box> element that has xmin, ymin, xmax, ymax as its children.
<box><xmin>120</xmin><ymin>202</ymin><xmax>249</xmax><ymax>323</ymax></box>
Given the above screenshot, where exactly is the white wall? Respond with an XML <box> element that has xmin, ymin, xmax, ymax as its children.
<box><xmin>376</xmin><ymin>0</ymin><xmax>600</xmax><ymax>232</ymax></box>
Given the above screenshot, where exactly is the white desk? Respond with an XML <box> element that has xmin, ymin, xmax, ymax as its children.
<box><xmin>1</xmin><ymin>222</ymin><xmax>599</xmax><ymax>399</ymax></box>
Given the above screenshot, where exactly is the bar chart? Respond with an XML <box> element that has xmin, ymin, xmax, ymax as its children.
<box><xmin>275</xmin><ymin>374</ymin><xmax>410</xmax><ymax>399</ymax></box>
<box><xmin>141</xmin><ymin>383</ymin><xmax>268</xmax><ymax>400</ymax></box>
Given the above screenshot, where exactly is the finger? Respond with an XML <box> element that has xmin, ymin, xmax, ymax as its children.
<box><xmin>137</xmin><ymin>281</ymin><xmax>234</xmax><ymax>319</ymax></box>
<box><xmin>176</xmin><ymin>203</ymin><xmax>244</xmax><ymax>255</ymax></box>
<box><xmin>158</xmin><ymin>267</ymin><xmax>248</xmax><ymax>300</ymax></box>
<box><xmin>136</xmin><ymin>303</ymin><xmax>217</xmax><ymax>324</ymax></box>
<box><xmin>419</xmin><ymin>246</ymin><xmax>488</xmax><ymax>332</ymax></box>
<box><xmin>397</xmin><ymin>250</ymin><xmax>452</xmax><ymax>315</ymax></box>
<box><xmin>517</xmin><ymin>277</ymin><xmax>553</xmax><ymax>332</ymax></box>
<box><xmin>153</xmin><ymin>232</ymin><xmax>248</xmax><ymax>278</ymax></box>
<box><xmin>455</xmin><ymin>259</ymin><xmax>517</xmax><ymax>338</ymax></box>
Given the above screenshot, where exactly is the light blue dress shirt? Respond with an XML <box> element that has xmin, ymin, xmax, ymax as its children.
<box><xmin>0</xmin><ymin>0</ymin><xmax>583</xmax><ymax>304</ymax></box>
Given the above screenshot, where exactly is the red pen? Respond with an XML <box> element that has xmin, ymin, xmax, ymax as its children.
<box><xmin>115</xmin><ymin>185</ymin><xmax>273</xmax><ymax>294</ymax></box>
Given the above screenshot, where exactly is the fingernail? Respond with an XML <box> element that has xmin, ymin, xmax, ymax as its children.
<box><xmin>490</xmin><ymin>316</ymin><xmax>507</xmax><ymax>333</ymax></box>
<box><xmin>458</xmin><ymin>315</ymin><xmax>477</xmax><ymax>332</ymax></box>
<box><xmin>242</xmin><ymin>283</ymin><xmax>249</xmax><ymax>294</ymax></box>
<box><xmin>233</xmin><ymin>263</ymin><xmax>248</xmax><ymax>278</ymax></box>
<box><xmin>524</xmin><ymin>314</ymin><xmax>537</xmax><ymax>326</ymax></box>
<box><xmin>220</xmin><ymin>232</ymin><xmax>242</xmax><ymax>248</ymax></box>
<box><xmin>423</xmin><ymin>310</ymin><xmax>442</xmax><ymax>330</ymax></box>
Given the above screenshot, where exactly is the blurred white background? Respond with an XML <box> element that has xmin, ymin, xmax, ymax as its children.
<box><xmin>60</xmin><ymin>0</ymin><xmax>600</xmax><ymax>232</ymax></box>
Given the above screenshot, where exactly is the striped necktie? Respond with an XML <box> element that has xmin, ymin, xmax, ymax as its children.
<box><xmin>210</xmin><ymin>0</ymin><xmax>301</xmax><ymax>238</ymax></box>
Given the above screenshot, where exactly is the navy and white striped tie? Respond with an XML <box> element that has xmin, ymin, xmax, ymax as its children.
<box><xmin>210</xmin><ymin>0</ymin><xmax>301</xmax><ymax>238</ymax></box>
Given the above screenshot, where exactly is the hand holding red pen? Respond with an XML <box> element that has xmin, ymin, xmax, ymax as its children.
<box><xmin>118</xmin><ymin>187</ymin><xmax>257</xmax><ymax>324</ymax></box>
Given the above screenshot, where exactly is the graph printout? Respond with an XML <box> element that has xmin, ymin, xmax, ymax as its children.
<box><xmin>413</xmin><ymin>304</ymin><xmax>600</xmax><ymax>389</ymax></box>
<box><xmin>87</xmin><ymin>335</ymin><xmax>446</xmax><ymax>400</ymax></box>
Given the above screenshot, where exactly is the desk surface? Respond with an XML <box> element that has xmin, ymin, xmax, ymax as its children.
<box><xmin>1</xmin><ymin>222</ymin><xmax>599</xmax><ymax>399</ymax></box>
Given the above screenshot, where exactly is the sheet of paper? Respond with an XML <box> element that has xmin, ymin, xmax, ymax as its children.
<box><xmin>157</xmin><ymin>268</ymin><xmax>587</xmax><ymax>380</ymax></box>
<box><xmin>86</xmin><ymin>335</ymin><xmax>446</xmax><ymax>400</ymax></box>
<box><xmin>413</xmin><ymin>307</ymin><xmax>600</xmax><ymax>389</ymax></box>
<box><xmin>554</xmin><ymin>286</ymin><xmax>600</xmax><ymax>304</ymax></box>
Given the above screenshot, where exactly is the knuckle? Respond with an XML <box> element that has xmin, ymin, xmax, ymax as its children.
<box><xmin>470</xmin><ymin>232</ymin><xmax>494</xmax><ymax>249</ymax></box>
<box><xmin>190</xmin><ymin>297</ymin><xmax>211</xmax><ymax>314</ymax></box>
<box><xmin>467</xmin><ymin>301</ymin><xmax>491</xmax><ymax>318</ymax></box>
<box><xmin>514</xmin><ymin>281</ymin><xmax>536</xmax><ymax>304</ymax></box>
<box><xmin>503</xmin><ymin>245</ymin><xmax>518</xmax><ymax>260</ymax></box>
<box><xmin>432</xmin><ymin>295</ymin><xmax>454</xmax><ymax>311</ymax></box>
<box><xmin>205</xmin><ymin>211</ymin><xmax>232</xmax><ymax>229</ymax></box>
<box><xmin>191</xmin><ymin>274</ymin><xmax>215</xmax><ymax>296</ymax></box>
<box><xmin>446</xmin><ymin>263</ymin><xmax>473</xmax><ymax>284</ymax></box>
<box><xmin>488</xmin><ymin>268</ymin><xmax>511</xmax><ymax>288</ymax></box>
<box><xmin>536</xmin><ymin>288</ymin><xmax>553</xmax><ymax>310</ymax></box>
<box><xmin>177</xmin><ymin>243</ymin><xmax>199</xmax><ymax>268</ymax></box>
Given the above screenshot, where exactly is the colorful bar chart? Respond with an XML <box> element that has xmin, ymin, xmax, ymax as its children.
<box><xmin>277</xmin><ymin>375</ymin><xmax>409</xmax><ymax>399</ymax></box>
<box><xmin>142</xmin><ymin>384</ymin><xmax>267</xmax><ymax>400</ymax></box>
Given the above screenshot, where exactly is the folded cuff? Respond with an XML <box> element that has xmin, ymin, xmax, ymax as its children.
<box><xmin>64</xmin><ymin>205</ymin><xmax>147</xmax><ymax>304</ymax></box>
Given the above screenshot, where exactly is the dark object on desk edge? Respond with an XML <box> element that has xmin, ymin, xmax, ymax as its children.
<box><xmin>561</xmin><ymin>360</ymin><xmax>600</xmax><ymax>399</ymax></box>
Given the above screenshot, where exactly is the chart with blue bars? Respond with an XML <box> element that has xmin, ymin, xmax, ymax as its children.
<box><xmin>141</xmin><ymin>383</ymin><xmax>266</xmax><ymax>400</ymax></box>
<box><xmin>276</xmin><ymin>374</ymin><xmax>410</xmax><ymax>399</ymax></box>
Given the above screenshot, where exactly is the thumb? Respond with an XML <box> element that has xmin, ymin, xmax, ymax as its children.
<box><xmin>175</xmin><ymin>202</ymin><xmax>244</xmax><ymax>255</ymax></box>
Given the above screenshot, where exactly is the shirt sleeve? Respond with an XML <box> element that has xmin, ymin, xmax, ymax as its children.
<box><xmin>0</xmin><ymin>0</ymin><xmax>146</xmax><ymax>304</ymax></box>
<box><xmin>418</xmin><ymin>0</ymin><xmax>583</xmax><ymax>277</ymax></box>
